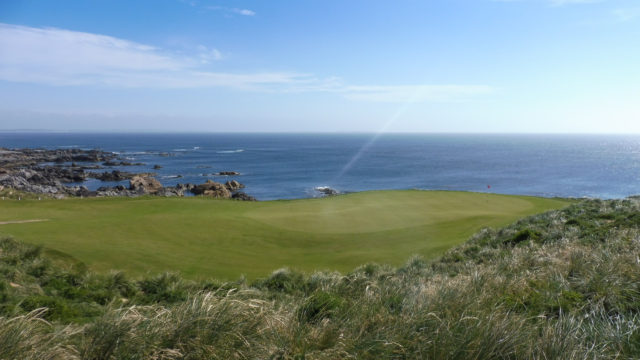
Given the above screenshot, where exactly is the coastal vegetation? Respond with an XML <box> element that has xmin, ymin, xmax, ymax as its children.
<box><xmin>0</xmin><ymin>190</ymin><xmax>567</xmax><ymax>279</ymax></box>
<box><xmin>1</xmin><ymin>197</ymin><xmax>640</xmax><ymax>358</ymax></box>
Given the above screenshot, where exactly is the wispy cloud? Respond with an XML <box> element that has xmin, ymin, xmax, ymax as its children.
<box><xmin>0</xmin><ymin>23</ymin><xmax>492</xmax><ymax>103</ymax></box>
<box><xmin>232</xmin><ymin>8</ymin><xmax>256</xmax><ymax>16</ymax></box>
<box><xmin>179</xmin><ymin>1</ymin><xmax>256</xmax><ymax>17</ymax></box>
<box><xmin>196</xmin><ymin>45</ymin><xmax>222</xmax><ymax>63</ymax></box>
<box><xmin>205</xmin><ymin>6</ymin><xmax>256</xmax><ymax>16</ymax></box>
<box><xmin>611</xmin><ymin>7</ymin><xmax>640</xmax><ymax>22</ymax></box>
<box><xmin>492</xmin><ymin>0</ymin><xmax>604</xmax><ymax>6</ymax></box>
<box><xmin>0</xmin><ymin>23</ymin><xmax>294</xmax><ymax>89</ymax></box>
<box><xmin>342</xmin><ymin>85</ymin><xmax>494</xmax><ymax>103</ymax></box>
<box><xmin>549</xmin><ymin>0</ymin><xmax>602</xmax><ymax>6</ymax></box>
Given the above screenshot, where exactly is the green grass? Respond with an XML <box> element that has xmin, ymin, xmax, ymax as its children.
<box><xmin>0</xmin><ymin>190</ymin><xmax>568</xmax><ymax>279</ymax></box>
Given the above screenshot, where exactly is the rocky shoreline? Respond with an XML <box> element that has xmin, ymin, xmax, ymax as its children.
<box><xmin>0</xmin><ymin>148</ymin><xmax>256</xmax><ymax>200</ymax></box>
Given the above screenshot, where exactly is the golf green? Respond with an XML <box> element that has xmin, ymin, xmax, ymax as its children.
<box><xmin>0</xmin><ymin>190</ymin><xmax>569</xmax><ymax>279</ymax></box>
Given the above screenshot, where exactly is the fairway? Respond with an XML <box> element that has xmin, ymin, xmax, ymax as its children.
<box><xmin>0</xmin><ymin>191</ymin><xmax>568</xmax><ymax>279</ymax></box>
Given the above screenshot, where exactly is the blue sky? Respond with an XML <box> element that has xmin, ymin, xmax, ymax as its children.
<box><xmin>0</xmin><ymin>0</ymin><xmax>638</xmax><ymax>132</ymax></box>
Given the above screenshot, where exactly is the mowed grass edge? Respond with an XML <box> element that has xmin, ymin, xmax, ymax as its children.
<box><xmin>0</xmin><ymin>190</ymin><xmax>569</xmax><ymax>279</ymax></box>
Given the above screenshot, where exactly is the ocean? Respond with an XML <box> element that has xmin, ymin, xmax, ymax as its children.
<box><xmin>1</xmin><ymin>132</ymin><xmax>639</xmax><ymax>200</ymax></box>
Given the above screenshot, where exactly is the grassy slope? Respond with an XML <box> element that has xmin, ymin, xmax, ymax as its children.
<box><xmin>0</xmin><ymin>190</ymin><xmax>568</xmax><ymax>279</ymax></box>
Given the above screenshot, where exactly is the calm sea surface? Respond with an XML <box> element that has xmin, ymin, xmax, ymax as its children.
<box><xmin>1</xmin><ymin>132</ymin><xmax>639</xmax><ymax>200</ymax></box>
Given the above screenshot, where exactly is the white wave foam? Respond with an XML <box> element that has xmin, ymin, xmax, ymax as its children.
<box><xmin>314</xmin><ymin>186</ymin><xmax>339</xmax><ymax>196</ymax></box>
<box><xmin>117</xmin><ymin>151</ymin><xmax>148</xmax><ymax>155</ymax></box>
<box><xmin>216</xmin><ymin>149</ymin><xmax>244</xmax><ymax>154</ymax></box>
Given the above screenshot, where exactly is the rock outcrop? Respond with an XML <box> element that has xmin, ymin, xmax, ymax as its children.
<box><xmin>191</xmin><ymin>180</ymin><xmax>232</xmax><ymax>198</ymax></box>
<box><xmin>0</xmin><ymin>148</ymin><xmax>257</xmax><ymax>200</ymax></box>
<box><xmin>129</xmin><ymin>176</ymin><xmax>163</xmax><ymax>194</ymax></box>
<box><xmin>225</xmin><ymin>180</ymin><xmax>245</xmax><ymax>191</ymax></box>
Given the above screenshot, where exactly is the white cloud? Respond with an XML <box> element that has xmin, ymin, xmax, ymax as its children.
<box><xmin>0</xmin><ymin>24</ymin><xmax>183</xmax><ymax>72</ymax></box>
<box><xmin>0</xmin><ymin>23</ymin><xmax>493</xmax><ymax>103</ymax></box>
<box><xmin>0</xmin><ymin>23</ymin><xmax>299</xmax><ymax>89</ymax></box>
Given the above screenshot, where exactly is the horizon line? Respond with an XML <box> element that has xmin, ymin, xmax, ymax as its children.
<box><xmin>0</xmin><ymin>130</ymin><xmax>639</xmax><ymax>136</ymax></box>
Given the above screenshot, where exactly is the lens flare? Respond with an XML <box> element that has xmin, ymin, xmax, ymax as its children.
<box><xmin>333</xmin><ymin>86</ymin><xmax>427</xmax><ymax>182</ymax></box>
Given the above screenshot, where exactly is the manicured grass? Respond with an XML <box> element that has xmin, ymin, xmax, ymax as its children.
<box><xmin>0</xmin><ymin>190</ymin><xmax>569</xmax><ymax>279</ymax></box>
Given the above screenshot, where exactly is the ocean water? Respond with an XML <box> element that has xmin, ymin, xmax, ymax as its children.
<box><xmin>1</xmin><ymin>132</ymin><xmax>640</xmax><ymax>200</ymax></box>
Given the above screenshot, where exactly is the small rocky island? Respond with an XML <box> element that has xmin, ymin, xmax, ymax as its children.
<box><xmin>0</xmin><ymin>148</ymin><xmax>255</xmax><ymax>200</ymax></box>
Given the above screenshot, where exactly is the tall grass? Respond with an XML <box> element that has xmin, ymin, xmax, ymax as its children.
<box><xmin>2</xmin><ymin>198</ymin><xmax>640</xmax><ymax>358</ymax></box>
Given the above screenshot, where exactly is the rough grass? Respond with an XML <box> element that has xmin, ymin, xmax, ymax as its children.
<box><xmin>1</xmin><ymin>198</ymin><xmax>640</xmax><ymax>358</ymax></box>
<box><xmin>0</xmin><ymin>190</ymin><xmax>568</xmax><ymax>279</ymax></box>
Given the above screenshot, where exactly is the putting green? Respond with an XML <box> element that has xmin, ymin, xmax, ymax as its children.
<box><xmin>0</xmin><ymin>191</ymin><xmax>569</xmax><ymax>279</ymax></box>
<box><xmin>247</xmin><ymin>191</ymin><xmax>540</xmax><ymax>233</ymax></box>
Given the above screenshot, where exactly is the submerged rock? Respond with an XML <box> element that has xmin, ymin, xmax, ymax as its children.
<box><xmin>89</xmin><ymin>170</ymin><xmax>135</xmax><ymax>182</ymax></box>
<box><xmin>103</xmin><ymin>160</ymin><xmax>143</xmax><ymax>166</ymax></box>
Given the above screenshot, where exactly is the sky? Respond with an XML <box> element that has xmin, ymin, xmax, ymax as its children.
<box><xmin>0</xmin><ymin>0</ymin><xmax>638</xmax><ymax>133</ymax></box>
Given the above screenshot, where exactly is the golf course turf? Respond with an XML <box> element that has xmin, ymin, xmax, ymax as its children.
<box><xmin>0</xmin><ymin>190</ymin><xmax>569</xmax><ymax>279</ymax></box>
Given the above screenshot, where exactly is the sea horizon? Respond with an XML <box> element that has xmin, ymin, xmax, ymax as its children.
<box><xmin>2</xmin><ymin>130</ymin><xmax>640</xmax><ymax>136</ymax></box>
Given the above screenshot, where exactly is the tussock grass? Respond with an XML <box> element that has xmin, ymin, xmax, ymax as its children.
<box><xmin>3</xmin><ymin>198</ymin><xmax>640</xmax><ymax>358</ymax></box>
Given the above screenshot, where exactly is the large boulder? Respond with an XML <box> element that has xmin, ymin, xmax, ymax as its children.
<box><xmin>155</xmin><ymin>187</ymin><xmax>184</xmax><ymax>197</ymax></box>
<box><xmin>129</xmin><ymin>176</ymin><xmax>163</xmax><ymax>194</ymax></box>
<box><xmin>191</xmin><ymin>180</ymin><xmax>231</xmax><ymax>198</ymax></box>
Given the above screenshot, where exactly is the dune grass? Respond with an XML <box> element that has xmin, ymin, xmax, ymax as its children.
<box><xmin>0</xmin><ymin>190</ymin><xmax>568</xmax><ymax>279</ymax></box>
